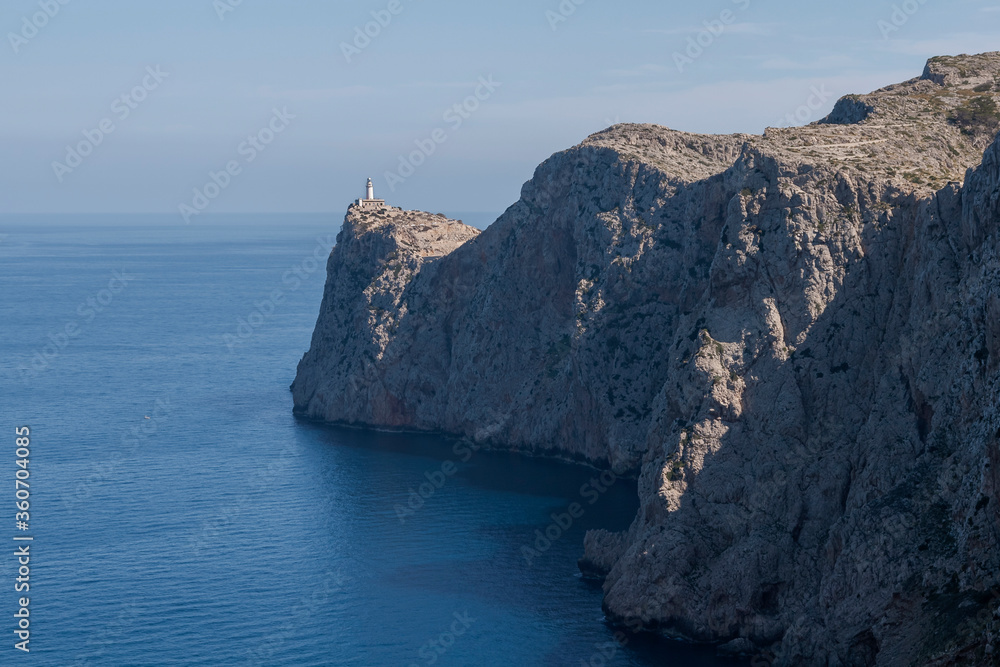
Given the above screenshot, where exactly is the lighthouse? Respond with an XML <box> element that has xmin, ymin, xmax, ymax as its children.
<box><xmin>358</xmin><ymin>177</ymin><xmax>386</xmax><ymax>210</ymax></box>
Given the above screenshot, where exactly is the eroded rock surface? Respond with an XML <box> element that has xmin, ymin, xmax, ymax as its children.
<box><xmin>294</xmin><ymin>53</ymin><xmax>1000</xmax><ymax>665</ymax></box>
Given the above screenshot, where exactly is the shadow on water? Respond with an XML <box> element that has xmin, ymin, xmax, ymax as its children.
<box><xmin>298</xmin><ymin>420</ymin><xmax>635</xmax><ymax>499</ymax></box>
<box><xmin>297</xmin><ymin>420</ymin><xmax>747</xmax><ymax>667</ymax></box>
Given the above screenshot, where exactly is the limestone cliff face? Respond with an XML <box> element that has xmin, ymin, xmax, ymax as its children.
<box><xmin>292</xmin><ymin>205</ymin><xmax>481</xmax><ymax>427</ymax></box>
<box><xmin>294</xmin><ymin>53</ymin><xmax>1000</xmax><ymax>665</ymax></box>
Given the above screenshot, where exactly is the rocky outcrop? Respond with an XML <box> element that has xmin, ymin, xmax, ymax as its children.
<box><xmin>294</xmin><ymin>53</ymin><xmax>1000</xmax><ymax>665</ymax></box>
<box><xmin>292</xmin><ymin>205</ymin><xmax>480</xmax><ymax>427</ymax></box>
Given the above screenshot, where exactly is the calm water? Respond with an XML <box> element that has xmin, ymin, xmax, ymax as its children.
<box><xmin>0</xmin><ymin>215</ymin><xmax>731</xmax><ymax>666</ymax></box>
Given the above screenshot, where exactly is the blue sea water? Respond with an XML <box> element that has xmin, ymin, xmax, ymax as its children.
<box><xmin>0</xmin><ymin>215</ymin><xmax>735</xmax><ymax>666</ymax></box>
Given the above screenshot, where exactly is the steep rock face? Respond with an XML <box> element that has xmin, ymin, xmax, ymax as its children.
<box><xmin>292</xmin><ymin>206</ymin><xmax>480</xmax><ymax>426</ymax></box>
<box><xmin>600</xmin><ymin>141</ymin><xmax>1000</xmax><ymax>665</ymax></box>
<box><xmin>296</xmin><ymin>128</ymin><xmax>751</xmax><ymax>470</ymax></box>
<box><xmin>294</xmin><ymin>53</ymin><xmax>1000</xmax><ymax>664</ymax></box>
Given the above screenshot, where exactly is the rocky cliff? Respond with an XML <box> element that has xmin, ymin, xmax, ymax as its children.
<box><xmin>294</xmin><ymin>52</ymin><xmax>1000</xmax><ymax>665</ymax></box>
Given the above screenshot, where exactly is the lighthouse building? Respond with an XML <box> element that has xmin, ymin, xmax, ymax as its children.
<box><xmin>358</xmin><ymin>177</ymin><xmax>386</xmax><ymax>210</ymax></box>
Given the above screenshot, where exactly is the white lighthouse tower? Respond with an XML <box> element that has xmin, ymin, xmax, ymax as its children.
<box><xmin>358</xmin><ymin>177</ymin><xmax>385</xmax><ymax>210</ymax></box>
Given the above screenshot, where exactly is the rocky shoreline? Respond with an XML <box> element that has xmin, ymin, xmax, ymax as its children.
<box><xmin>294</xmin><ymin>53</ymin><xmax>1000</xmax><ymax>665</ymax></box>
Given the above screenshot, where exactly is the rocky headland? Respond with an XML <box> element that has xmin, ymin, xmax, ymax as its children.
<box><xmin>293</xmin><ymin>53</ymin><xmax>1000</xmax><ymax>665</ymax></box>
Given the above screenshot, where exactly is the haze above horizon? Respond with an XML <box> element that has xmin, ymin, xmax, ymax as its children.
<box><xmin>3</xmin><ymin>0</ymin><xmax>998</xmax><ymax>216</ymax></box>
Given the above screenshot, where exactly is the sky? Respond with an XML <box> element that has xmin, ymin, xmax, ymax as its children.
<box><xmin>1</xmin><ymin>0</ymin><xmax>999</xmax><ymax>217</ymax></box>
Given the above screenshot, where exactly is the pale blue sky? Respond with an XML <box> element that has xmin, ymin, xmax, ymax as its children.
<box><xmin>2</xmin><ymin>0</ymin><xmax>998</xmax><ymax>216</ymax></box>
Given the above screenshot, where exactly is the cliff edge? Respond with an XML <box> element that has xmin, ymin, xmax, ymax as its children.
<box><xmin>294</xmin><ymin>53</ymin><xmax>1000</xmax><ymax>665</ymax></box>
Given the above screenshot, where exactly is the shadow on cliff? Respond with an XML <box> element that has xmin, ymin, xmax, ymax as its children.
<box><xmin>600</xmin><ymin>132</ymin><xmax>1000</xmax><ymax>664</ymax></box>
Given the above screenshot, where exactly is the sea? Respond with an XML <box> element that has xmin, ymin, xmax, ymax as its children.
<box><xmin>0</xmin><ymin>214</ymin><xmax>738</xmax><ymax>666</ymax></box>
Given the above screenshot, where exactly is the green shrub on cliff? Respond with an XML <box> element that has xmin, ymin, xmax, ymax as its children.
<box><xmin>948</xmin><ymin>95</ymin><xmax>1000</xmax><ymax>136</ymax></box>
